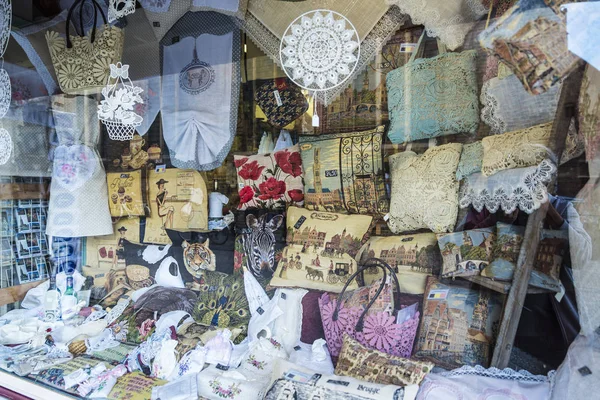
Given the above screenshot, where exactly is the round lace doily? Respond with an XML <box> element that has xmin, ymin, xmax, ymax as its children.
<box><xmin>280</xmin><ymin>9</ymin><xmax>360</xmax><ymax>91</ymax></box>
<box><xmin>0</xmin><ymin>128</ymin><xmax>12</xmax><ymax>165</ymax></box>
<box><xmin>0</xmin><ymin>0</ymin><xmax>11</xmax><ymax>56</ymax></box>
<box><xmin>0</xmin><ymin>68</ymin><xmax>10</xmax><ymax>119</ymax></box>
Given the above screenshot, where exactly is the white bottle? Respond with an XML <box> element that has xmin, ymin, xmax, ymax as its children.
<box><xmin>44</xmin><ymin>274</ymin><xmax>61</xmax><ymax>322</ymax></box>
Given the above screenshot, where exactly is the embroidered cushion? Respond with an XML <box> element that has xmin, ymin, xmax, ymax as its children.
<box><xmin>388</xmin><ymin>143</ymin><xmax>462</xmax><ymax>234</ymax></box>
<box><xmin>436</xmin><ymin>228</ymin><xmax>496</xmax><ymax>279</ymax></box>
<box><xmin>269</xmin><ymin>206</ymin><xmax>372</xmax><ymax>293</ymax></box>
<box><xmin>481</xmin><ymin>222</ymin><xmax>525</xmax><ymax>281</ymax></box>
<box><xmin>355</xmin><ymin>233</ymin><xmax>442</xmax><ymax>294</ymax></box>
<box><xmin>299</xmin><ymin>127</ymin><xmax>388</xmax><ymax>216</ymax></box>
<box><xmin>481</xmin><ymin>122</ymin><xmax>553</xmax><ymax>177</ymax></box>
<box><xmin>335</xmin><ymin>334</ymin><xmax>433</xmax><ymax>386</ymax></box>
<box><xmin>530</xmin><ymin>229</ymin><xmax>568</xmax><ymax>292</ymax></box>
<box><xmin>456</xmin><ymin>141</ymin><xmax>483</xmax><ymax>181</ymax></box>
<box><xmin>234</xmin><ymin>145</ymin><xmax>304</xmax><ymax>210</ymax></box>
<box><xmin>415</xmin><ymin>277</ymin><xmax>503</xmax><ymax>369</ymax></box>
<box><xmin>254</xmin><ymin>78</ymin><xmax>309</xmax><ymax>128</ymax></box>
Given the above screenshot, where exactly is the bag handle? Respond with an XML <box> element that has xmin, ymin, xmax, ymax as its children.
<box><xmin>332</xmin><ymin>258</ymin><xmax>401</xmax><ymax>332</ymax></box>
<box><xmin>65</xmin><ymin>0</ymin><xmax>107</xmax><ymax>48</ymax></box>
<box><xmin>409</xmin><ymin>32</ymin><xmax>448</xmax><ymax>63</ymax></box>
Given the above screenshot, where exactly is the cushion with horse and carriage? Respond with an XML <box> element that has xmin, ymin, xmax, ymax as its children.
<box><xmin>355</xmin><ymin>233</ymin><xmax>442</xmax><ymax>295</ymax></box>
<box><xmin>269</xmin><ymin>206</ymin><xmax>373</xmax><ymax>293</ymax></box>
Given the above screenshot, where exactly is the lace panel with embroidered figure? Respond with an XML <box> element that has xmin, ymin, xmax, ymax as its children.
<box><xmin>459</xmin><ymin>159</ymin><xmax>556</xmax><ymax>214</ymax></box>
<box><xmin>388</xmin><ymin>143</ymin><xmax>462</xmax><ymax>234</ymax></box>
<box><xmin>481</xmin><ymin>122</ymin><xmax>554</xmax><ymax>177</ymax></box>
<box><xmin>386</xmin><ymin>46</ymin><xmax>479</xmax><ymax>143</ymax></box>
<box><xmin>456</xmin><ymin>141</ymin><xmax>483</xmax><ymax>181</ymax></box>
<box><xmin>480</xmin><ymin>73</ymin><xmax>561</xmax><ymax>134</ymax></box>
<box><xmin>386</xmin><ymin>0</ymin><xmax>488</xmax><ymax>50</ymax></box>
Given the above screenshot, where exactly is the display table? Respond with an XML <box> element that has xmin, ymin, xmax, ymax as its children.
<box><xmin>0</xmin><ymin>370</ymin><xmax>75</xmax><ymax>400</ymax></box>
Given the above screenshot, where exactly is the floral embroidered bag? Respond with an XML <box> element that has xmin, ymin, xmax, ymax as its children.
<box><xmin>386</xmin><ymin>32</ymin><xmax>479</xmax><ymax>144</ymax></box>
<box><xmin>318</xmin><ymin>258</ymin><xmax>420</xmax><ymax>358</ymax></box>
<box><xmin>45</xmin><ymin>0</ymin><xmax>124</xmax><ymax>94</ymax></box>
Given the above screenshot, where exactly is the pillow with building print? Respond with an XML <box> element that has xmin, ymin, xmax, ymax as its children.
<box><xmin>481</xmin><ymin>223</ymin><xmax>525</xmax><ymax>281</ymax></box>
<box><xmin>529</xmin><ymin>229</ymin><xmax>568</xmax><ymax>293</ymax></box>
<box><xmin>355</xmin><ymin>233</ymin><xmax>442</xmax><ymax>294</ymax></box>
<box><xmin>269</xmin><ymin>206</ymin><xmax>373</xmax><ymax>293</ymax></box>
<box><xmin>415</xmin><ymin>276</ymin><xmax>504</xmax><ymax>369</ymax></box>
<box><xmin>436</xmin><ymin>228</ymin><xmax>496</xmax><ymax>279</ymax></box>
<box><xmin>298</xmin><ymin>126</ymin><xmax>389</xmax><ymax>216</ymax></box>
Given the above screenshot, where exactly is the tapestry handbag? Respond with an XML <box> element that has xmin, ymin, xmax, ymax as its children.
<box><xmin>255</xmin><ymin>78</ymin><xmax>309</xmax><ymax>128</ymax></box>
<box><xmin>45</xmin><ymin>0</ymin><xmax>124</xmax><ymax>94</ymax></box>
<box><xmin>386</xmin><ymin>32</ymin><xmax>479</xmax><ymax>144</ymax></box>
<box><xmin>318</xmin><ymin>258</ymin><xmax>420</xmax><ymax>358</ymax></box>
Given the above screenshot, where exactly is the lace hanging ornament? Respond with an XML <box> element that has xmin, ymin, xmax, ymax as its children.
<box><xmin>179</xmin><ymin>42</ymin><xmax>216</xmax><ymax>96</ymax></box>
<box><xmin>280</xmin><ymin>10</ymin><xmax>360</xmax><ymax>92</ymax></box>
<box><xmin>108</xmin><ymin>0</ymin><xmax>137</xmax><ymax>23</ymax></box>
<box><xmin>98</xmin><ymin>63</ymin><xmax>144</xmax><ymax>141</ymax></box>
<box><xmin>0</xmin><ymin>68</ymin><xmax>11</xmax><ymax>119</ymax></box>
<box><xmin>0</xmin><ymin>0</ymin><xmax>11</xmax><ymax>57</ymax></box>
<box><xmin>0</xmin><ymin>128</ymin><xmax>11</xmax><ymax>165</ymax></box>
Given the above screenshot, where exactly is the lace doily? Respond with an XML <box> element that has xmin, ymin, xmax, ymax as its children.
<box><xmin>386</xmin><ymin>0</ymin><xmax>487</xmax><ymax>50</ymax></box>
<box><xmin>441</xmin><ymin>364</ymin><xmax>551</xmax><ymax>383</ymax></box>
<box><xmin>388</xmin><ymin>143</ymin><xmax>462</xmax><ymax>234</ymax></box>
<box><xmin>0</xmin><ymin>128</ymin><xmax>11</xmax><ymax>165</ymax></box>
<box><xmin>0</xmin><ymin>68</ymin><xmax>11</xmax><ymax>119</ymax></box>
<box><xmin>106</xmin><ymin>298</ymin><xmax>131</xmax><ymax>326</ymax></box>
<box><xmin>481</xmin><ymin>122</ymin><xmax>554</xmax><ymax>177</ymax></box>
<box><xmin>460</xmin><ymin>159</ymin><xmax>557</xmax><ymax>214</ymax></box>
<box><xmin>480</xmin><ymin>74</ymin><xmax>561</xmax><ymax>134</ymax></box>
<box><xmin>108</xmin><ymin>0</ymin><xmax>137</xmax><ymax>23</ymax></box>
<box><xmin>0</xmin><ymin>0</ymin><xmax>11</xmax><ymax>56</ymax></box>
<box><xmin>280</xmin><ymin>10</ymin><xmax>359</xmax><ymax>91</ymax></box>
<box><xmin>238</xmin><ymin>6</ymin><xmax>407</xmax><ymax>105</ymax></box>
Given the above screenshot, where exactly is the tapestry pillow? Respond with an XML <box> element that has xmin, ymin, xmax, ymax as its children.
<box><xmin>481</xmin><ymin>223</ymin><xmax>525</xmax><ymax>281</ymax></box>
<box><xmin>436</xmin><ymin>228</ymin><xmax>496</xmax><ymax>279</ymax></box>
<box><xmin>481</xmin><ymin>122</ymin><xmax>553</xmax><ymax>177</ymax></box>
<box><xmin>143</xmin><ymin>168</ymin><xmax>208</xmax><ymax>244</ymax></box>
<box><xmin>456</xmin><ymin>141</ymin><xmax>483</xmax><ymax>181</ymax></box>
<box><xmin>234</xmin><ymin>144</ymin><xmax>304</xmax><ymax>210</ymax></box>
<box><xmin>388</xmin><ymin>143</ymin><xmax>462</xmax><ymax>234</ymax></box>
<box><xmin>415</xmin><ymin>277</ymin><xmax>503</xmax><ymax>369</ymax></box>
<box><xmin>335</xmin><ymin>334</ymin><xmax>433</xmax><ymax>386</ymax></box>
<box><xmin>299</xmin><ymin>126</ymin><xmax>389</xmax><ymax>216</ymax></box>
<box><xmin>356</xmin><ymin>233</ymin><xmax>442</xmax><ymax>294</ymax></box>
<box><xmin>269</xmin><ymin>206</ymin><xmax>373</xmax><ymax>293</ymax></box>
<box><xmin>530</xmin><ymin>229</ymin><xmax>568</xmax><ymax>293</ymax></box>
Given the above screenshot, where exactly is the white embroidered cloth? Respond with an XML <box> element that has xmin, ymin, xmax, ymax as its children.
<box><xmin>460</xmin><ymin>159</ymin><xmax>557</xmax><ymax>214</ymax></box>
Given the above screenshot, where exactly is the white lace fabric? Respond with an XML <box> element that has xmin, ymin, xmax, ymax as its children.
<box><xmin>481</xmin><ymin>74</ymin><xmax>561</xmax><ymax>134</ymax></box>
<box><xmin>0</xmin><ymin>128</ymin><xmax>11</xmax><ymax>165</ymax></box>
<box><xmin>0</xmin><ymin>0</ymin><xmax>11</xmax><ymax>56</ymax></box>
<box><xmin>386</xmin><ymin>0</ymin><xmax>487</xmax><ymax>50</ymax></box>
<box><xmin>460</xmin><ymin>159</ymin><xmax>556</xmax><ymax>214</ymax></box>
<box><xmin>388</xmin><ymin>143</ymin><xmax>462</xmax><ymax>234</ymax></box>
<box><xmin>0</xmin><ymin>68</ymin><xmax>11</xmax><ymax>119</ymax></box>
<box><xmin>481</xmin><ymin>122</ymin><xmax>554</xmax><ymax>177</ymax></box>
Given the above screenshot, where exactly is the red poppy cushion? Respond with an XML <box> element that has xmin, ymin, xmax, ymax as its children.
<box><xmin>234</xmin><ymin>144</ymin><xmax>304</xmax><ymax>210</ymax></box>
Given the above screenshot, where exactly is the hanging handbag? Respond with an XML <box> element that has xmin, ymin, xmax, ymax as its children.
<box><xmin>318</xmin><ymin>258</ymin><xmax>420</xmax><ymax>358</ymax></box>
<box><xmin>255</xmin><ymin>78</ymin><xmax>309</xmax><ymax>128</ymax></box>
<box><xmin>386</xmin><ymin>32</ymin><xmax>479</xmax><ymax>144</ymax></box>
<box><xmin>45</xmin><ymin>0</ymin><xmax>124</xmax><ymax>94</ymax></box>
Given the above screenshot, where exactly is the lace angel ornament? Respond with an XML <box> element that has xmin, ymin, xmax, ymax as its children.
<box><xmin>98</xmin><ymin>63</ymin><xmax>144</xmax><ymax>141</ymax></box>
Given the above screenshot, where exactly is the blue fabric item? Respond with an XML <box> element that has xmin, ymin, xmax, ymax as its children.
<box><xmin>456</xmin><ymin>141</ymin><xmax>483</xmax><ymax>181</ymax></box>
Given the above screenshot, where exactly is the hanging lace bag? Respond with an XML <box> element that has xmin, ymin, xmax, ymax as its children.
<box><xmin>386</xmin><ymin>32</ymin><xmax>479</xmax><ymax>144</ymax></box>
<box><xmin>45</xmin><ymin>0</ymin><xmax>124</xmax><ymax>94</ymax></box>
<box><xmin>318</xmin><ymin>258</ymin><xmax>420</xmax><ymax>359</ymax></box>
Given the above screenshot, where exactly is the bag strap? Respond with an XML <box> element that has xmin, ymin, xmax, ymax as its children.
<box><xmin>65</xmin><ymin>0</ymin><xmax>107</xmax><ymax>48</ymax></box>
<box><xmin>409</xmin><ymin>32</ymin><xmax>448</xmax><ymax>63</ymax></box>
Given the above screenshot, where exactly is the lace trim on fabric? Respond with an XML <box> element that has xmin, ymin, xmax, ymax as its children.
<box><xmin>441</xmin><ymin>364</ymin><xmax>552</xmax><ymax>383</ymax></box>
<box><xmin>105</xmin><ymin>298</ymin><xmax>131</xmax><ymax>326</ymax></box>
<box><xmin>480</xmin><ymin>79</ymin><xmax>506</xmax><ymax>133</ymax></box>
<box><xmin>236</xmin><ymin>6</ymin><xmax>407</xmax><ymax>106</ymax></box>
<box><xmin>385</xmin><ymin>0</ymin><xmax>487</xmax><ymax>50</ymax></box>
<box><xmin>460</xmin><ymin>159</ymin><xmax>557</xmax><ymax>214</ymax></box>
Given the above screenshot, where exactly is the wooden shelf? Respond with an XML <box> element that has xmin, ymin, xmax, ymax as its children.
<box><xmin>0</xmin><ymin>183</ymin><xmax>49</xmax><ymax>200</ymax></box>
<box><xmin>462</xmin><ymin>275</ymin><xmax>553</xmax><ymax>295</ymax></box>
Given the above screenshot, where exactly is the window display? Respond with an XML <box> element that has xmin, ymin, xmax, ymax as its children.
<box><xmin>0</xmin><ymin>0</ymin><xmax>598</xmax><ymax>399</ymax></box>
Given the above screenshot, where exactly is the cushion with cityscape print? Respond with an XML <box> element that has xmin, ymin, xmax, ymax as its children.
<box><xmin>415</xmin><ymin>277</ymin><xmax>504</xmax><ymax>369</ymax></box>
<box><xmin>529</xmin><ymin>229</ymin><xmax>568</xmax><ymax>293</ymax></box>
<box><xmin>355</xmin><ymin>233</ymin><xmax>442</xmax><ymax>294</ymax></box>
<box><xmin>299</xmin><ymin>126</ymin><xmax>389</xmax><ymax>216</ymax></box>
<box><xmin>481</xmin><ymin>223</ymin><xmax>525</xmax><ymax>281</ymax></box>
<box><xmin>269</xmin><ymin>206</ymin><xmax>373</xmax><ymax>293</ymax></box>
<box><xmin>436</xmin><ymin>228</ymin><xmax>496</xmax><ymax>279</ymax></box>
